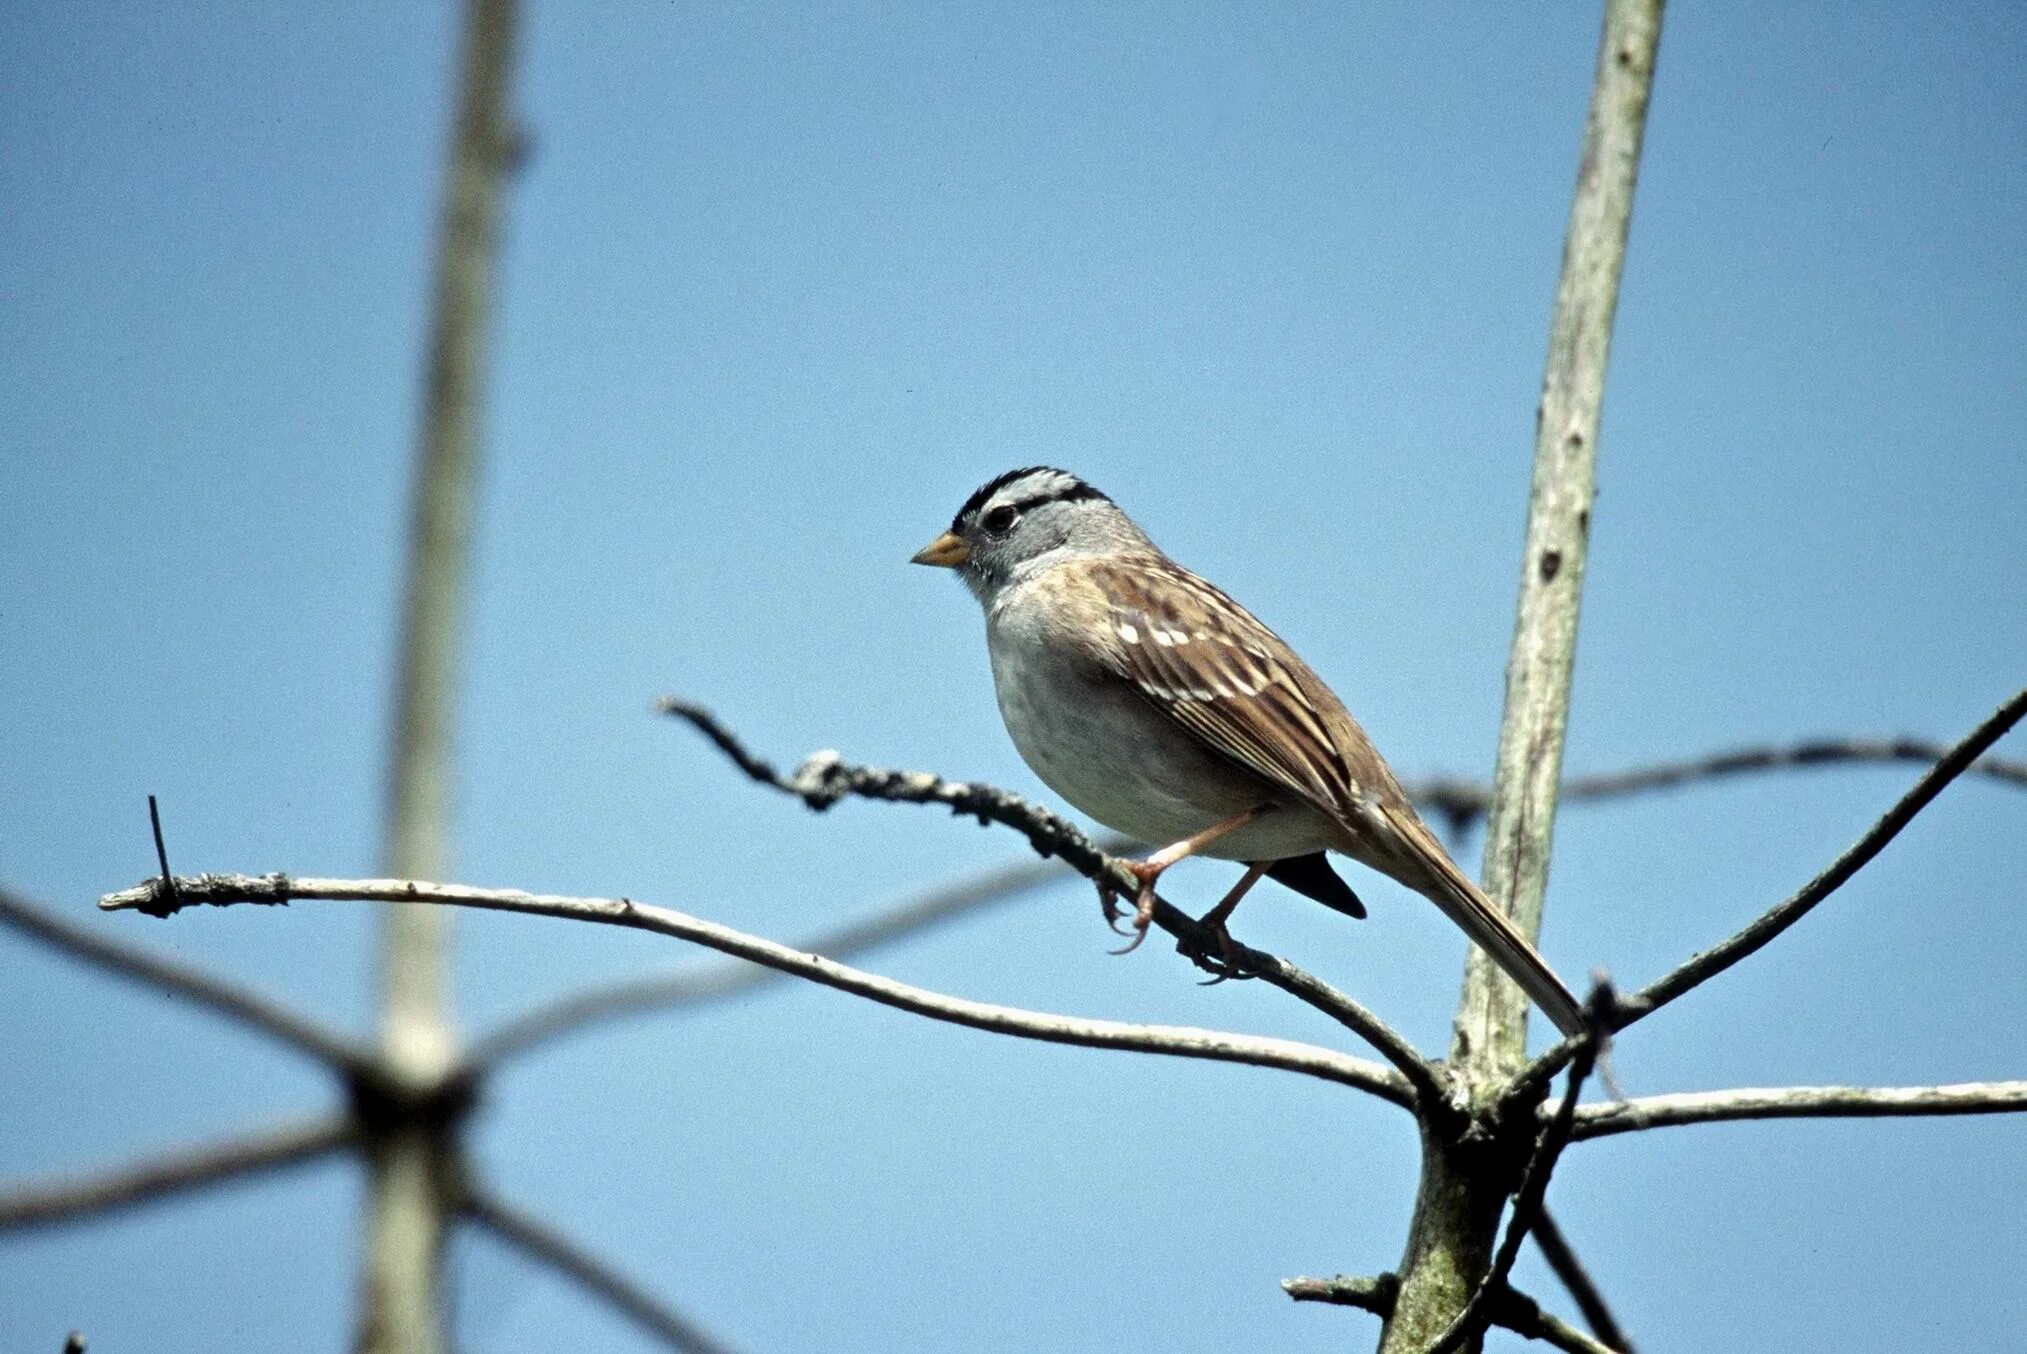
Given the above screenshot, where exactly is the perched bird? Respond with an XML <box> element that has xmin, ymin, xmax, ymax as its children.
<box><xmin>912</xmin><ymin>466</ymin><xmax>1584</xmax><ymax>1037</ymax></box>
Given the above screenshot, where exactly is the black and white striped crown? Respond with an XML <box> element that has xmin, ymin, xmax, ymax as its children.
<box><xmin>952</xmin><ymin>466</ymin><xmax>1111</xmax><ymax>531</ymax></box>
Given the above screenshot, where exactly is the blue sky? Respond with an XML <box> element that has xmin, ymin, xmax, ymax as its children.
<box><xmin>3</xmin><ymin>4</ymin><xmax>2024</xmax><ymax>1350</ymax></box>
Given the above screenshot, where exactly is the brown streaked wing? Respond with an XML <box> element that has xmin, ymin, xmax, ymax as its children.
<box><xmin>1086</xmin><ymin>557</ymin><xmax>1376</xmax><ymax>823</ymax></box>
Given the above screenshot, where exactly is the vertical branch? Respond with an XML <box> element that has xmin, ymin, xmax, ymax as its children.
<box><xmin>1383</xmin><ymin>1</ymin><xmax>1664</xmax><ymax>1350</ymax></box>
<box><xmin>1451</xmin><ymin>0</ymin><xmax>1663</xmax><ymax>1087</ymax></box>
<box><xmin>361</xmin><ymin>3</ymin><xmax>520</xmax><ymax>1353</ymax></box>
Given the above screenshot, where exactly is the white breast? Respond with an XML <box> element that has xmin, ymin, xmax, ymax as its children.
<box><xmin>982</xmin><ymin>577</ymin><xmax>1334</xmax><ymax>860</ymax></box>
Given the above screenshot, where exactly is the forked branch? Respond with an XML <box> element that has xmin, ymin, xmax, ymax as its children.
<box><xmin>1283</xmin><ymin>1274</ymin><xmax>1619</xmax><ymax>1354</ymax></box>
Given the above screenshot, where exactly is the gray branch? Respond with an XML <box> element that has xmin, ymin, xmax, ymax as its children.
<box><xmin>1388</xmin><ymin>0</ymin><xmax>1664</xmax><ymax>1346</ymax></box>
<box><xmin>1622</xmin><ymin>685</ymin><xmax>2027</xmax><ymax>1021</ymax></box>
<box><xmin>1283</xmin><ymin>1274</ymin><xmax>1619</xmax><ymax>1354</ymax></box>
<box><xmin>1509</xmin><ymin>684</ymin><xmax>2027</xmax><ymax>1104</ymax></box>
<box><xmin>0</xmin><ymin>1115</ymin><xmax>355</xmax><ymax>1232</ymax></box>
<box><xmin>101</xmin><ymin>874</ymin><xmax>1413</xmax><ymax>1106</ymax></box>
<box><xmin>462</xmin><ymin>1186</ymin><xmax>739</xmax><ymax>1354</ymax></box>
<box><xmin>659</xmin><ymin>698</ymin><xmax>1444</xmax><ymax>1104</ymax></box>
<box><xmin>474</xmin><ymin>729</ymin><xmax>2027</xmax><ymax>1073</ymax></box>
<box><xmin>0</xmin><ymin>885</ymin><xmax>368</xmax><ymax>1073</ymax></box>
<box><xmin>1412</xmin><ymin>736</ymin><xmax>2027</xmax><ymax>836</ymax></box>
<box><xmin>364</xmin><ymin>0</ymin><xmax>521</xmax><ymax>1349</ymax></box>
<box><xmin>466</xmin><ymin>853</ymin><xmax>1092</xmax><ymax>1069</ymax></box>
<box><xmin>1569</xmin><ymin>1080</ymin><xmax>2027</xmax><ymax>1141</ymax></box>
<box><xmin>1532</xmin><ymin>1209</ymin><xmax>1634</xmax><ymax>1352</ymax></box>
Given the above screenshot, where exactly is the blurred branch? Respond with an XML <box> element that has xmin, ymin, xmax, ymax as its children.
<box><xmin>1411</xmin><ymin>736</ymin><xmax>2027</xmax><ymax>837</ymax></box>
<box><xmin>1282</xmin><ymin>1273</ymin><xmax>1617</xmax><ymax>1354</ymax></box>
<box><xmin>365</xmin><ymin>0</ymin><xmax>522</xmax><ymax>1349</ymax></box>
<box><xmin>462</xmin><ymin>1186</ymin><xmax>738</xmax><ymax>1354</ymax></box>
<box><xmin>467</xmin><ymin>854</ymin><xmax>1088</xmax><ymax>1069</ymax></box>
<box><xmin>1569</xmin><ymin>1079</ymin><xmax>2027</xmax><ymax>1140</ymax></box>
<box><xmin>0</xmin><ymin>1115</ymin><xmax>355</xmax><ymax>1232</ymax></box>
<box><xmin>102</xmin><ymin>875</ymin><xmax>1414</xmax><ymax>1105</ymax></box>
<box><xmin>1532</xmin><ymin>1208</ymin><xmax>1633</xmax><ymax>1352</ymax></box>
<box><xmin>0</xmin><ymin>885</ymin><xmax>368</xmax><ymax>1073</ymax></box>
<box><xmin>1510</xmin><ymin>684</ymin><xmax>2027</xmax><ymax>1103</ymax></box>
<box><xmin>658</xmin><ymin>698</ymin><xmax>1443</xmax><ymax>1104</ymax></box>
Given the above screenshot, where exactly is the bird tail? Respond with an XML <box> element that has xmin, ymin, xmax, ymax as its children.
<box><xmin>1376</xmin><ymin>806</ymin><xmax>1585</xmax><ymax>1038</ymax></box>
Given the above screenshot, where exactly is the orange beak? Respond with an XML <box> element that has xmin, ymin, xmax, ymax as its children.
<box><xmin>910</xmin><ymin>532</ymin><xmax>970</xmax><ymax>568</ymax></box>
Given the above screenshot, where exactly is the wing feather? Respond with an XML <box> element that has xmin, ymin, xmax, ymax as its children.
<box><xmin>1088</xmin><ymin>557</ymin><xmax>1373</xmax><ymax>821</ymax></box>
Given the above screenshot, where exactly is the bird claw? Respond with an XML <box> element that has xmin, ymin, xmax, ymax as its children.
<box><xmin>1096</xmin><ymin>881</ymin><xmax>1133</xmax><ymax>936</ymax></box>
<box><xmin>1182</xmin><ymin>917</ymin><xmax>1251</xmax><ymax>984</ymax></box>
<box><xmin>1101</xmin><ymin>866</ymin><xmax>1161</xmax><ymax>955</ymax></box>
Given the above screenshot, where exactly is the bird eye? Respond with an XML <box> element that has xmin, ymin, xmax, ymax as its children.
<box><xmin>981</xmin><ymin>505</ymin><xmax>1020</xmax><ymax>534</ymax></box>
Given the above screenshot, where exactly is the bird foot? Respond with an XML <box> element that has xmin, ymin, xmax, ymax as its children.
<box><xmin>1182</xmin><ymin>916</ymin><xmax>1250</xmax><ymax>984</ymax></box>
<box><xmin>1101</xmin><ymin>862</ymin><xmax>1163</xmax><ymax>955</ymax></box>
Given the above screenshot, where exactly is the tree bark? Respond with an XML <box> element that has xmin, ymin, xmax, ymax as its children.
<box><xmin>1382</xmin><ymin>1</ymin><xmax>1664</xmax><ymax>1347</ymax></box>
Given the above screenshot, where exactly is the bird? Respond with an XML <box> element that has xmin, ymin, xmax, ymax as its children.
<box><xmin>911</xmin><ymin>465</ymin><xmax>1585</xmax><ymax>1037</ymax></box>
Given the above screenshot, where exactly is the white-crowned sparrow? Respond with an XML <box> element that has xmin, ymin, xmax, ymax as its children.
<box><xmin>913</xmin><ymin>466</ymin><xmax>1584</xmax><ymax>1037</ymax></box>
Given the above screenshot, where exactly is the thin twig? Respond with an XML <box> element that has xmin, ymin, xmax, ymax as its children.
<box><xmin>1627</xmin><ymin>686</ymin><xmax>2027</xmax><ymax>1018</ymax></box>
<box><xmin>1532</xmin><ymin>1208</ymin><xmax>1633</xmax><ymax>1352</ymax></box>
<box><xmin>478</xmin><ymin>729</ymin><xmax>2027</xmax><ymax>1071</ymax></box>
<box><xmin>101</xmin><ymin>875</ymin><xmax>1414</xmax><ymax>1106</ymax></box>
<box><xmin>658</xmin><ymin>699</ymin><xmax>1445</xmax><ymax>1104</ymax></box>
<box><xmin>0</xmin><ymin>886</ymin><xmax>370</xmax><ymax>1073</ymax></box>
<box><xmin>0</xmin><ymin>1115</ymin><xmax>356</xmax><ymax>1232</ymax></box>
<box><xmin>1510</xmin><ymin>685</ymin><xmax>2027</xmax><ymax>1103</ymax></box>
<box><xmin>1282</xmin><ymin>1274</ymin><xmax>1617</xmax><ymax>1354</ymax></box>
<box><xmin>467</xmin><ymin>855</ymin><xmax>1085</xmax><ymax>1068</ymax></box>
<box><xmin>1412</xmin><ymin>736</ymin><xmax>2027</xmax><ymax>835</ymax></box>
<box><xmin>147</xmin><ymin>794</ymin><xmax>179</xmax><ymax>908</ymax></box>
<box><xmin>462</xmin><ymin>1186</ymin><xmax>738</xmax><ymax>1354</ymax></box>
<box><xmin>1570</xmin><ymin>1080</ymin><xmax>2027</xmax><ymax>1141</ymax></box>
<box><xmin>1429</xmin><ymin>984</ymin><xmax>1614</xmax><ymax>1354</ymax></box>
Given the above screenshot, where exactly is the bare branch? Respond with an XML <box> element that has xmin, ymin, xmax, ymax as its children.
<box><xmin>478</xmin><ymin>724</ymin><xmax>2027</xmax><ymax>1073</ymax></box>
<box><xmin>1412</xmin><ymin>736</ymin><xmax>2027</xmax><ymax>835</ymax></box>
<box><xmin>0</xmin><ymin>885</ymin><xmax>369</xmax><ymax>1073</ymax></box>
<box><xmin>1510</xmin><ymin>684</ymin><xmax>2027</xmax><ymax>1104</ymax></box>
<box><xmin>0</xmin><ymin>1115</ymin><xmax>356</xmax><ymax>1232</ymax></box>
<box><xmin>101</xmin><ymin>875</ymin><xmax>1414</xmax><ymax>1106</ymax></box>
<box><xmin>1451</xmin><ymin>0</ymin><xmax>1662</xmax><ymax>1085</ymax></box>
<box><xmin>1625</xmin><ymin>686</ymin><xmax>2027</xmax><ymax>1019</ymax></box>
<box><xmin>1283</xmin><ymin>1273</ymin><xmax>1618</xmax><ymax>1354</ymax></box>
<box><xmin>462</xmin><ymin>1186</ymin><xmax>738</xmax><ymax>1354</ymax></box>
<box><xmin>468</xmin><ymin>854</ymin><xmax>1086</xmax><ymax>1068</ymax></box>
<box><xmin>1570</xmin><ymin>1080</ymin><xmax>2027</xmax><ymax>1141</ymax></box>
<box><xmin>1532</xmin><ymin>1208</ymin><xmax>1634</xmax><ymax>1352</ymax></box>
<box><xmin>364</xmin><ymin>0</ymin><xmax>523</xmax><ymax>1348</ymax></box>
<box><xmin>658</xmin><ymin>699</ymin><xmax>1445</xmax><ymax>1103</ymax></box>
<box><xmin>1389</xmin><ymin>0</ymin><xmax>1664</xmax><ymax>1343</ymax></box>
<box><xmin>1430</xmin><ymin>986</ymin><xmax>1612</xmax><ymax>1354</ymax></box>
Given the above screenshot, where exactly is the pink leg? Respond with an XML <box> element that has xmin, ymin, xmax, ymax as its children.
<box><xmin>1108</xmin><ymin>806</ymin><xmax>1269</xmax><ymax>954</ymax></box>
